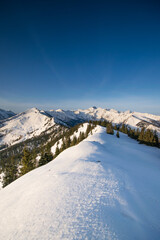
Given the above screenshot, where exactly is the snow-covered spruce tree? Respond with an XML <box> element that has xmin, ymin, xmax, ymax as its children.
<box><xmin>20</xmin><ymin>147</ymin><xmax>35</xmax><ymax>176</ymax></box>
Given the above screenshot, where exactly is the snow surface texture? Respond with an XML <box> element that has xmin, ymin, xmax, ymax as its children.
<box><xmin>0</xmin><ymin>106</ymin><xmax>160</xmax><ymax>149</ymax></box>
<box><xmin>0</xmin><ymin>126</ymin><xmax>160</xmax><ymax>240</ymax></box>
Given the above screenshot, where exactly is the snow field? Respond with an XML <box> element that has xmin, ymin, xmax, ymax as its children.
<box><xmin>0</xmin><ymin>126</ymin><xmax>160</xmax><ymax>239</ymax></box>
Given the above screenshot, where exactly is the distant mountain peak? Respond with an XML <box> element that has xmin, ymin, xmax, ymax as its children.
<box><xmin>25</xmin><ymin>107</ymin><xmax>40</xmax><ymax>113</ymax></box>
<box><xmin>0</xmin><ymin>109</ymin><xmax>15</xmax><ymax>120</ymax></box>
<box><xmin>56</xmin><ymin>109</ymin><xmax>63</xmax><ymax>112</ymax></box>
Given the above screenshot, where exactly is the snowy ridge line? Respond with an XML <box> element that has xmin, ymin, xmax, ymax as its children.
<box><xmin>0</xmin><ymin>126</ymin><xmax>160</xmax><ymax>239</ymax></box>
<box><xmin>51</xmin><ymin>123</ymin><xmax>89</xmax><ymax>155</ymax></box>
<box><xmin>0</xmin><ymin>123</ymin><xmax>95</xmax><ymax>189</ymax></box>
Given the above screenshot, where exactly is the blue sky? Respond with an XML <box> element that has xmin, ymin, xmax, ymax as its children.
<box><xmin>0</xmin><ymin>0</ymin><xmax>160</xmax><ymax>114</ymax></box>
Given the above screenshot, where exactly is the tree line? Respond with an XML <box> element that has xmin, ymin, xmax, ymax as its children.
<box><xmin>89</xmin><ymin>120</ymin><xmax>159</xmax><ymax>147</ymax></box>
<box><xmin>2</xmin><ymin>123</ymin><xmax>95</xmax><ymax>187</ymax></box>
<box><xmin>2</xmin><ymin>121</ymin><xmax>159</xmax><ymax>188</ymax></box>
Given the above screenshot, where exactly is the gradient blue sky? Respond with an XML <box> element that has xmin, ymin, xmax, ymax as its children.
<box><xmin>0</xmin><ymin>0</ymin><xmax>160</xmax><ymax>114</ymax></box>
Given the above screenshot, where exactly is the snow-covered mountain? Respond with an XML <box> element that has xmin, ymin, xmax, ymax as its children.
<box><xmin>0</xmin><ymin>126</ymin><xmax>160</xmax><ymax>239</ymax></box>
<box><xmin>0</xmin><ymin>108</ymin><xmax>55</xmax><ymax>148</ymax></box>
<box><xmin>47</xmin><ymin>106</ymin><xmax>160</xmax><ymax>132</ymax></box>
<box><xmin>0</xmin><ymin>109</ymin><xmax>15</xmax><ymax>120</ymax></box>
<box><xmin>0</xmin><ymin>106</ymin><xmax>160</xmax><ymax>149</ymax></box>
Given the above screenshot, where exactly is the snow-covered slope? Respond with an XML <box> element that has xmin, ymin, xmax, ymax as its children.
<box><xmin>0</xmin><ymin>109</ymin><xmax>15</xmax><ymax>120</ymax></box>
<box><xmin>0</xmin><ymin>126</ymin><xmax>160</xmax><ymax>240</ymax></box>
<box><xmin>51</xmin><ymin>123</ymin><xmax>89</xmax><ymax>155</ymax></box>
<box><xmin>0</xmin><ymin>106</ymin><xmax>160</xmax><ymax>149</ymax></box>
<box><xmin>0</xmin><ymin>108</ymin><xmax>55</xmax><ymax>148</ymax></box>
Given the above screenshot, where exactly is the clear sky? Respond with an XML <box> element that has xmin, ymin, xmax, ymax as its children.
<box><xmin>0</xmin><ymin>0</ymin><xmax>160</xmax><ymax>114</ymax></box>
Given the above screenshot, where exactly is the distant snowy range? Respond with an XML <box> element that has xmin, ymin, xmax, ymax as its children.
<box><xmin>0</xmin><ymin>106</ymin><xmax>160</xmax><ymax>149</ymax></box>
<box><xmin>0</xmin><ymin>106</ymin><xmax>160</xmax><ymax>240</ymax></box>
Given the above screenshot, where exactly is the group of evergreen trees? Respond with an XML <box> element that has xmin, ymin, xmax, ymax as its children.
<box><xmin>54</xmin><ymin>123</ymin><xmax>95</xmax><ymax>158</ymax></box>
<box><xmin>0</xmin><ymin>124</ymin><xmax>67</xmax><ymax>170</ymax></box>
<box><xmin>119</xmin><ymin>124</ymin><xmax>159</xmax><ymax>147</ymax></box>
<box><xmin>106</xmin><ymin>122</ymin><xmax>114</xmax><ymax>135</ymax></box>
<box><xmin>2</xmin><ymin>123</ymin><xmax>95</xmax><ymax>187</ymax></box>
<box><xmin>2</xmin><ymin>120</ymin><xmax>159</xmax><ymax>188</ymax></box>
<box><xmin>90</xmin><ymin>120</ymin><xmax>159</xmax><ymax>146</ymax></box>
<box><xmin>106</xmin><ymin>122</ymin><xmax>120</xmax><ymax>138</ymax></box>
<box><xmin>2</xmin><ymin>157</ymin><xmax>18</xmax><ymax>187</ymax></box>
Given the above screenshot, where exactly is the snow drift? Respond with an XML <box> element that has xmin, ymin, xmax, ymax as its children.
<box><xmin>0</xmin><ymin>126</ymin><xmax>160</xmax><ymax>239</ymax></box>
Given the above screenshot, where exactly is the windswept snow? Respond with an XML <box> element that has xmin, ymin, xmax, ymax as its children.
<box><xmin>0</xmin><ymin>126</ymin><xmax>160</xmax><ymax>239</ymax></box>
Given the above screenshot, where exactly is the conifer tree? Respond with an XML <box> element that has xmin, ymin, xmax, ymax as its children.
<box><xmin>61</xmin><ymin>138</ymin><xmax>66</xmax><ymax>151</ymax></box>
<box><xmin>143</xmin><ymin>129</ymin><xmax>151</xmax><ymax>145</ymax></box>
<box><xmin>120</xmin><ymin>124</ymin><xmax>128</xmax><ymax>134</ymax></box>
<box><xmin>2</xmin><ymin>156</ymin><xmax>18</xmax><ymax>187</ymax></box>
<box><xmin>153</xmin><ymin>131</ymin><xmax>159</xmax><ymax>147</ymax></box>
<box><xmin>116</xmin><ymin>131</ymin><xmax>120</xmax><ymax>138</ymax></box>
<box><xmin>106</xmin><ymin>123</ymin><xmax>114</xmax><ymax>135</ymax></box>
<box><xmin>138</xmin><ymin>128</ymin><xmax>145</xmax><ymax>143</ymax></box>
<box><xmin>20</xmin><ymin>147</ymin><xmax>34</xmax><ymax>176</ymax></box>
<box><xmin>114</xmin><ymin>125</ymin><xmax>117</xmax><ymax>130</ymax></box>
<box><xmin>86</xmin><ymin>124</ymin><xmax>92</xmax><ymax>136</ymax></box>
<box><xmin>66</xmin><ymin>137</ymin><xmax>71</xmax><ymax>148</ymax></box>
<box><xmin>135</xmin><ymin>128</ymin><xmax>140</xmax><ymax>140</ymax></box>
<box><xmin>55</xmin><ymin>145</ymin><xmax>60</xmax><ymax>157</ymax></box>
<box><xmin>71</xmin><ymin>135</ymin><xmax>77</xmax><ymax>146</ymax></box>
<box><xmin>32</xmin><ymin>148</ymin><xmax>38</xmax><ymax>167</ymax></box>
<box><xmin>39</xmin><ymin>152</ymin><xmax>53</xmax><ymax>166</ymax></box>
<box><xmin>101</xmin><ymin>121</ymin><xmax>107</xmax><ymax>127</ymax></box>
<box><xmin>78</xmin><ymin>132</ymin><xmax>85</xmax><ymax>141</ymax></box>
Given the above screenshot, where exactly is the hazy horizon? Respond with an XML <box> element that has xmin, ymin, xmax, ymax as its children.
<box><xmin>0</xmin><ymin>100</ymin><xmax>160</xmax><ymax>116</ymax></box>
<box><xmin>0</xmin><ymin>1</ymin><xmax>160</xmax><ymax>115</ymax></box>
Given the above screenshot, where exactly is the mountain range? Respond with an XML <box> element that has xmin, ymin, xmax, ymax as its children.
<box><xmin>0</xmin><ymin>109</ymin><xmax>15</xmax><ymax>120</ymax></box>
<box><xmin>0</xmin><ymin>107</ymin><xmax>160</xmax><ymax>150</ymax></box>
